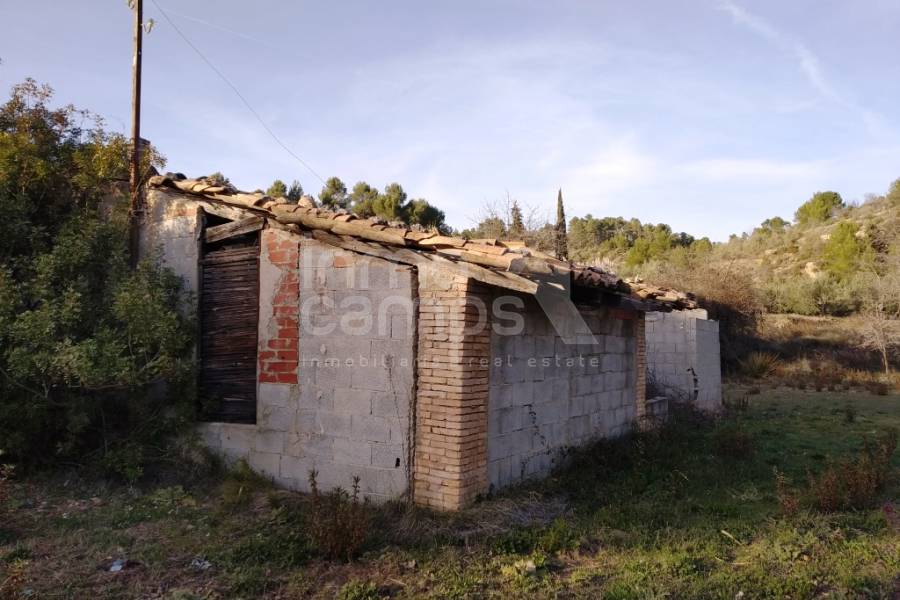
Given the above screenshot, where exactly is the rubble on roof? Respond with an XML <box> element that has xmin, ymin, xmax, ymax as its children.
<box><xmin>147</xmin><ymin>174</ymin><xmax>698</xmax><ymax>310</ymax></box>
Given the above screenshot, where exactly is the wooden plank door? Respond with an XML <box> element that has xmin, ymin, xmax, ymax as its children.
<box><xmin>199</xmin><ymin>245</ymin><xmax>259</xmax><ymax>423</ymax></box>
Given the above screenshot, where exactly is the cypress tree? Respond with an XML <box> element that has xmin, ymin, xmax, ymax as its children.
<box><xmin>555</xmin><ymin>189</ymin><xmax>568</xmax><ymax>260</ymax></box>
<box><xmin>509</xmin><ymin>200</ymin><xmax>525</xmax><ymax>240</ymax></box>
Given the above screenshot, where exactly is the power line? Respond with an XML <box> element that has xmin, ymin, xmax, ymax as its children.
<box><xmin>148</xmin><ymin>0</ymin><xmax>326</xmax><ymax>186</ymax></box>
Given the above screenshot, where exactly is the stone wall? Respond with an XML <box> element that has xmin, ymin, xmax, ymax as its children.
<box><xmin>486</xmin><ymin>294</ymin><xmax>638</xmax><ymax>491</ymax></box>
<box><xmin>140</xmin><ymin>188</ymin><xmax>202</xmax><ymax>296</ymax></box>
<box><xmin>644</xmin><ymin>309</ymin><xmax>722</xmax><ymax>412</ymax></box>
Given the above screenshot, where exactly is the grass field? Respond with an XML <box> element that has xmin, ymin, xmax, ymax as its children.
<box><xmin>2</xmin><ymin>387</ymin><xmax>898</xmax><ymax>599</ymax></box>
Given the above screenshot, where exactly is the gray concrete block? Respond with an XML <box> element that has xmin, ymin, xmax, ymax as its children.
<box><xmin>574</xmin><ymin>374</ymin><xmax>593</xmax><ymax>397</ymax></box>
<box><xmin>351</xmin><ymin>415</ymin><xmax>392</xmax><ymax>443</ymax></box>
<box><xmin>606</xmin><ymin>336</ymin><xmax>626</xmax><ymax>353</ymax></box>
<box><xmin>491</xmin><ymin>384</ymin><xmax>515</xmax><ymax>410</ymax></box>
<box><xmin>259</xmin><ymin>382</ymin><xmax>295</xmax><ymax>408</ymax></box>
<box><xmin>220</xmin><ymin>425</ymin><xmax>255</xmax><ymax>455</ymax></box>
<box><xmin>551</xmin><ymin>377</ymin><xmax>570</xmax><ymax>402</ymax></box>
<box><xmin>350</xmin><ymin>367</ymin><xmax>391</xmax><ymax>392</ymax></box>
<box><xmin>601</xmin><ymin>354</ymin><xmax>624</xmax><ymax>372</ymax></box>
<box><xmin>249</xmin><ymin>451</ymin><xmax>280</xmax><ymax>479</ymax></box>
<box><xmin>605</xmin><ymin>371</ymin><xmax>627</xmax><ymax>391</ymax></box>
<box><xmin>332</xmin><ymin>438</ymin><xmax>373</xmax><ymax>466</ymax></box>
<box><xmin>260</xmin><ymin>406</ymin><xmax>296</xmax><ymax>432</ymax></box>
<box><xmin>334</xmin><ymin>387</ymin><xmax>371</xmax><ymax>414</ymax></box>
<box><xmin>280</xmin><ymin>454</ymin><xmax>314</xmax><ymax>482</ymax></box>
<box><xmin>316</xmin><ymin>412</ymin><xmax>352</xmax><ymax>438</ymax></box>
<box><xmin>511</xmin><ymin>381</ymin><xmax>535</xmax><ymax>406</ymax></box>
<box><xmin>371</xmin><ymin>444</ymin><xmax>406</xmax><ymax>469</ymax></box>
<box><xmin>255</xmin><ymin>430</ymin><xmax>285</xmax><ymax>454</ymax></box>
<box><xmin>535</xmin><ymin>335</ymin><xmax>556</xmax><ymax>358</ymax></box>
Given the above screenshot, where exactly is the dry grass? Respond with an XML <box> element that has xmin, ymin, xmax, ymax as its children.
<box><xmin>738</xmin><ymin>351</ymin><xmax>781</xmax><ymax>379</ymax></box>
<box><xmin>1</xmin><ymin>389</ymin><xmax>898</xmax><ymax>598</ymax></box>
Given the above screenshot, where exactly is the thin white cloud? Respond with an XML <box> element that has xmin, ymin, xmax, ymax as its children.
<box><xmin>681</xmin><ymin>158</ymin><xmax>827</xmax><ymax>182</ymax></box>
<box><xmin>716</xmin><ymin>0</ymin><xmax>885</xmax><ymax>135</ymax></box>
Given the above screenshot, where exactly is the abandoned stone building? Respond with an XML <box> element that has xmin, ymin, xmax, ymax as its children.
<box><xmin>140</xmin><ymin>175</ymin><xmax>721</xmax><ymax>511</ymax></box>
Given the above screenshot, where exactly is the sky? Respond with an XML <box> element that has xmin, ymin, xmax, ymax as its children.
<box><xmin>1</xmin><ymin>1</ymin><xmax>899</xmax><ymax>240</ymax></box>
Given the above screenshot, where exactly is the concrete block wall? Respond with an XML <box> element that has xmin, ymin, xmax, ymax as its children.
<box><xmin>143</xmin><ymin>195</ymin><xmax>419</xmax><ymax>501</ymax></box>
<box><xmin>486</xmin><ymin>294</ymin><xmax>638</xmax><ymax>491</ymax></box>
<box><xmin>645</xmin><ymin>309</ymin><xmax>722</xmax><ymax>412</ymax></box>
<box><xmin>413</xmin><ymin>268</ymin><xmax>492</xmax><ymax>511</ymax></box>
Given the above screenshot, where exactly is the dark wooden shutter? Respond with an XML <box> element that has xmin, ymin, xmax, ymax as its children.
<box><xmin>199</xmin><ymin>244</ymin><xmax>259</xmax><ymax>423</ymax></box>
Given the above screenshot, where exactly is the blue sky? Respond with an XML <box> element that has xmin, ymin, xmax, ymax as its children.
<box><xmin>2</xmin><ymin>1</ymin><xmax>898</xmax><ymax>240</ymax></box>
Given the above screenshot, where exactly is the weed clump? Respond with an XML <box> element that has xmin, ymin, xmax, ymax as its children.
<box><xmin>307</xmin><ymin>470</ymin><xmax>372</xmax><ymax>561</ymax></box>
<box><xmin>220</xmin><ymin>459</ymin><xmax>271</xmax><ymax>511</ymax></box>
<box><xmin>773</xmin><ymin>468</ymin><xmax>800</xmax><ymax>516</ymax></box>
<box><xmin>789</xmin><ymin>428</ymin><xmax>898</xmax><ymax>513</ymax></box>
<box><xmin>713</xmin><ymin>424</ymin><xmax>756</xmax><ymax>459</ymax></box>
<box><xmin>739</xmin><ymin>352</ymin><xmax>781</xmax><ymax>379</ymax></box>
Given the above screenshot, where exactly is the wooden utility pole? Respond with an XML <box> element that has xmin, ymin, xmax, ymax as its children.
<box><xmin>128</xmin><ymin>0</ymin><xmax>144</xmax><ymax>267</ymax></box>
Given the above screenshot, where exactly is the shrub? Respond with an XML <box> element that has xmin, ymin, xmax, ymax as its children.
<box><xmin>739</xmin><ymin>352</ymin><xmax>780</xmax><ymax>379</ymax></box>
<box><xmin>761</xmin><ymin>275</ymin><xmax>864</xmax><ymax>316</ymax></box>
<box><xmin>307</xmin><ymin>470</ymin><xmax>372</xmax><ymax>561</ymax></box>
<box><xmin>864</xmin><ymin>380</ymin><xmax>889</xmax><ymax>396</ymax></box>
<box><xmin>0</xmin><ymin>559</ymin><xmax>26</xmax><ymax>600</ymax></box>
<box><xmin>220</xmin><ymin>459</ymin><xmax>271</xmax><ymax>511</ymax></box>
<box><xmin>807</xmin><ymin>429</ymin><xmax>897</xmax><ymax>512</ymax></box>
<box><xmin>842</xmin><ymin>404</ymin><xmax>857</xmax><ymax>424</ymax></box>
<box><xmin>773</xmin><ymin>468</ymin><xmax>800</xmax><ymax>516</ymax></box>
<box><xmin>713</xmin><ymin>424</ymin><xmax>756</xmax><ymax>459</ymax></box>
<box><xmin>724</xmin><ymin>394</ymin><xmax>750</xmax><ymax>413</ymax></box>
<box><xmin>0</xmin><ymin>80</ymin><xmax>194</xmax><ymax>479</ymax></box>
<box><xmin>646</xmin><ymin>262</ymin><xmax>762</xmax><ymax>365</ymax></box>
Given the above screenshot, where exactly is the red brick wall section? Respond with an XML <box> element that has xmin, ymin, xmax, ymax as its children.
<box><xmin>259</xmin><ymin>233</ymin><xmax>300</xmax><ymax>385</ymax></box>
<box><xmin>414</xmin><ymin>272</ymin><xmax>492</xmax><ymax>511</ymax></box>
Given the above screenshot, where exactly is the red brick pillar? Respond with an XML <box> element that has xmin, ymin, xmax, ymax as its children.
<box><xmin>413</xmin><ymin>271</ymin><xmax>491</xmax><ymax>510</ymax></box>
<box><xmin>258</xmin><ymin>230</ymin><xmax>300</xmax><ymax>385</ymax></box>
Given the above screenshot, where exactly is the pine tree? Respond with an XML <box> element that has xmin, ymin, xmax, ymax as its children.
<box><xmin>509</xmin><ymin>200</ymin><xmax>525</xmax><ymax>240</ymax></box>
<box><xmin>555</xmin><ymin>189</ymin><xmax>568</xmax><ymax>260</ymax></box>
<box><xmin>286</xmin><ymin>180</ymin><xmax>303</xmax><ymax>203</ymax></box>
<box><xmin>266</xmin><ymin>179</ymin><xmax>287</xmax><ymax>198</ymax></box>
<box><xmin>318</xmin><ymin>176</ymin><xmax>349</xmax><ymax>209</ymax></box>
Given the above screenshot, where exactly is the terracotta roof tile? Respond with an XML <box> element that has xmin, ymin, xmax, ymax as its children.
<box><xmin>148</xmin><ymin>174</ymin><xmax>697</xmax><ymax>310</ymax></box>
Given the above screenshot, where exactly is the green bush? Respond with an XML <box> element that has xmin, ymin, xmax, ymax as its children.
<box><xmin>0</xmin><ymin>79</ymin><xmax>194</xmax><ymax>480</ymax></box>
<box><xmin>761</xmin><ymin>275</ymin><xmax>863</xmax><ymax>316</ymax></box>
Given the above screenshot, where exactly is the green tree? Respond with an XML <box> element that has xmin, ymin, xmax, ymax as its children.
<box><xmin>795</xmin><ymin>191</ymin><xmax>844</xmax><ymax>226</ymax></box>
<box><xmin>555</xmin><ymin>189</ymin><xmax>568</xmax><ymax>260</ymax></box>
<box><xmin>349</xmin><ymin>181</ymin><xmax>379</xmax><ymax>217</ymax></box>
<box><xmin>318</xmin><ymin>176</ymin><xmax>348</xmax><ymax>209</ymax></box>
<box><xmin>462</xmin><ymin>217</ymin><xmax>507</xmax><ymax>240</ymax></box>
<box><xmin>757</xmin><ymin>216</ymin><xmax>789</xmax><ymax>236</ymax></box>
<box><xmin>823</xmin><ymin>221</ymin><xmax>871</xmax><ymax>278</ymax></box>
<box><xmin>373</xmin><ymin>182</ymin><xmax>409</xmax><ymax>222</ymax></box>
<box><xmin>0</xmin><ymin>79</ymin><xmax>194</xmax><ymax>476</ymax></box>
<box><xmin>286</xmin><ymin>180</ymin><xmax>304</xmax><ymax>203</ymax></box>
<box><xmin>509</xmin><ymin>201</ymin><xmax>525</xmax><ymax>240</ymax></box>
<box><xmin>266</xmin><ymin>179</ymin><xmax>287</xmax><ymax>198</ymax></box>
<box><xmin>408</xmin><ymin>199</ymin><xmax>447</xmax><ymax>232</ymax></box>
<box><xmin>206</xmin><ymin>171</ymin><xmax>230</xmax><ymax>187</ymax></box>
<box><xmin>887</xmin><ymin>178</ymin><xmax>900</xmax><ymax>207</ymax></box>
